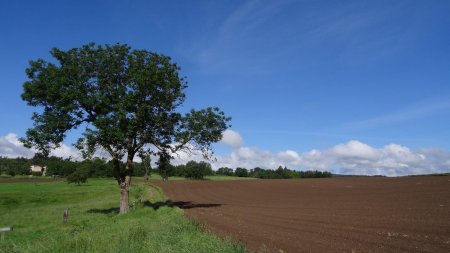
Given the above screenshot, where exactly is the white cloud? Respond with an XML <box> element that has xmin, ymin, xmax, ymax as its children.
<box><xmin>221</xmin><ymin>129</ymin><xmax>244</xmax><ymax>148</ymax></box>
<box><xmin>0</xmin><ymin>133</ymin><xmax>82</xmax><ymax>160</ymax></box>
<box><xmin>277</xmin><ymin>150</ymin><xmax>301</xmax><ymax>164</ymax></box>
<box><xmin>1</xmin><ymin>133</ymin><xmax>449</xmax><ymax>176</ymax></box>
<box><xmin>51</xmin><ymin>143</ymin><xmax>82</xmax><ymax>160</ymax></box>
<box><xmin>211</xmin><ymin>140</ymin><xmax>450</xmax><ymax>177</ymax></box>
<box><xmin>0</xmin><ymin>133</ymin><xmax>34</xmax><ymax>158</ymax></box>
<box><xmin>329</xmin><ymin>140</ymin><xmax>378</xmax><ymax>160</ymax></box>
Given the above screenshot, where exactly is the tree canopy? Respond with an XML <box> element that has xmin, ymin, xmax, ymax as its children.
<box><xmin>21</xmin><ymin>43</ymin><xmax>230</xmax><ymax>213</ymax></box>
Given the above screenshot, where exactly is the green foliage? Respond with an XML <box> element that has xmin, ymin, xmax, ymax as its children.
<box><xmin>131</xmin><ymin>184</ymin><xmax>145</xmax><ymax>205</ymax></box>
<box><xmin>156</xmin><ymin>153</ymin><xmax>174</xmax><ymax>181</ymax></box>
<box><xmin>249</xmin><ymin>166</ymin><xmax>332</xmax><ymax>179</ymax></box>
<box><xmin>216</xmin><ymin>167</ymin><xmax>234</xmax><ymax>176</ymax></box>
<box><xmin>67</xmin><ymin>168</ymin><xmax>89</xmax><ymax>185</ymax></box>
<box><xmin>0</xmin><ymin>156</ymin><xmax>154</xmax><ymax>179</ymax></box>
<box><xmin>45</xmin><ymin>156</ymin><xmax>77</xmax><ymax>176</ymax></box>
<box><xmin>20</xmin><ymin>42</ymin><xmax>230</xmax><ymax>176</ymax></box>
<box><xmin>0</xmin><ymin>156</ymin><xmax>32</xmax><ymax>176</ymax></box>
<box><xmin>173</xmin><ymin>164</ymin><xmax>187</xmax><ymax>177</ymax></box>
<box><xmin>235</xmin><ymin>167</ymin><xmax>249</xmax><ymax>177</ymax></box>
<box><xmin>20</xmin><ymin>42</ymin><xmax>230</xmax><ymax>213</ymax></box>
<box><xmin>139</xmin><ymin>153</ymin><xmax>152</xmax><ymax>180</ymax></box>
<box><xmin>30</xmin><ymin>171</ymin><xmax>43</xmax><ymax>176</ymax></box>
<box><xmin>183</xmin><ymin>160</ymin><xmax>213</xmax><ymax>180</ymax></box>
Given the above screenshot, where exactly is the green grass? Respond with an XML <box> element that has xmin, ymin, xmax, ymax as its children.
<box><xmin>0</xmin><ymin>179</ymin><xmax>247</xmax><ymax>253</ymax></box>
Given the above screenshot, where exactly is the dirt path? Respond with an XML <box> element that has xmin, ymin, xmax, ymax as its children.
<box><xmin>154</xmin><ymin>177</ymin><xmax>450</xmax><ymax>253</ymax></box>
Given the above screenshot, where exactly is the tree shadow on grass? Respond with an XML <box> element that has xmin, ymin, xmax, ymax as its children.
<box><xmin>143</xmin><ymin>200</ymin><xmax>222</xmax><ymax>210</ymax></box>
<box><xmin>86</xmin><ymin>201</ymin><xmax>221</xmax><ymax>214</ymax></box>
<box><xmin>87</xmin><ymin>207</ymin><xmax>119</xmax><ymax>214</ymax></box>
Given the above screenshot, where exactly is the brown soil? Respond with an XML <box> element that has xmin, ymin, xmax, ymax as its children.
<box><xmin>0</xmin><ymin>178</ymin><xmax>63</xmax><ymax>183</ymax></box>
<box><xmin>154</xmin><ymin>177</ymin><xmax>450</xmax><ymax>253</ymax></box>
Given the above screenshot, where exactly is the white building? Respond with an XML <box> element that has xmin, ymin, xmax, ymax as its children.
<box><xmin>30</xmin><ymin>165</ymin><xmax>46</xmax><ymax>176</ymax></box>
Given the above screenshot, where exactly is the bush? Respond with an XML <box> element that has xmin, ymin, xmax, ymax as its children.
<box><xmin>67</xmin><ymin>168</ymin><xmax>88</xmax><ymax>185</ymax></box>
<box><xmin>131</xmin><ymin>184</ymin><xmax>145</xmax><ymax>206</ymax></box>
<box><xmin>31</xmin><ymin>171</ymin><xmax>42</xmax><ymax>176</ymax></box>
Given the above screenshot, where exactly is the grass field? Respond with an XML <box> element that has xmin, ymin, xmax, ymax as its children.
<box><xmin>0</xmin><ymin>178</ymin><xmax>247</xmax><ymax>253</ymax></box>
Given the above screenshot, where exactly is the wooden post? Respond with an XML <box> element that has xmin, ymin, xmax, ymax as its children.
<box><xmin>63</xmin><ymin>208</ymin><xmax>69</xmax><ymax>223</ymax></box>
<box><xmin>0</xmin><ymin>227</ymin><xmax>12</xmax><ymax>240</ymax></box>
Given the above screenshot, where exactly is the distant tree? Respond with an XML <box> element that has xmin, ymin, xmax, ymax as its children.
<box><xmin>300</xmin><ymin>170</ymin><xmax>332</xmax><ymax>178</ymax></box>
<box><xmin>0</xmin><ymin>156</ymin><xmax>32</xmax><ymax>176</ymax></box>
<box><xmin>183</xmin><ymin>160</ymin><xmax>213</xmax><ymax>180</ymax></box>
<box><xmin>6</xmin><ymin>169</ymin><xmax>16</xmax><ymax>177</ymax></box>
<box><xmin>46</xmin><ymin>156</ymin><xmax>77</xmax><ymax>176</ymax></box>
<box><xmin>157</xmin><ymin>152</ymin><xmax>174</xmax><ymax>181</ymax></box>
<box><xmin>235</xmin><ymin>167</ymin><xmax>249</xmax><ymax>177</ymax></box>
<box><xmin>20</xmin><ymin>43</ymin><xmax>230</xmax><ymax>213</ymax></box>
<box><xmin>139</xmin><ymin>152</ymin><xmax>152</xmax><ymax>180</ymax></box>
<box><xmin>88</xmin><ymin>158</ymin><xmax>110</xmax><ymax>177</ymax></box>
<box><xmin>174</xmin><ymin>164</ymin><xmax>187</xmax><ymax>177</ymax></box>
<box><xmin>67</xmin><ymin>168</ymin><xmax>88</xmax><ymax>185</ymax></box>
<box><xmin>217</xmin><ymin>167</ymin><xmax>234</xmax><ymax>176</ymax></box>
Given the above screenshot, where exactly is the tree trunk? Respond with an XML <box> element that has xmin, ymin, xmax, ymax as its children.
<box><xmin>119</xmin><ymin>155</ymin><xmax>134</xmax><ymax>214</ymax></box>
<box><xmin>112</xmin><ymin>157</ymin><xmax>121</xmax><ymax>184</ymax></box>
<box><xmin>119</xmin><ymin>180</ymin><xmax>129</xmax><ymax>213</ymax></box>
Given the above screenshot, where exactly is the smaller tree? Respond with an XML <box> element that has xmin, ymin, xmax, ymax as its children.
<box><xmin>235</xmin><ymin>167</ymin><xmax>249</xmax><ymax>177</ymax></box>
<box><xmin>157</xmin><ymin>152</ymin><xmax>174</xmax><ymax>181</ymax></box>
<box><xmin>139</xmin><ymin>152</ymin><xmax>152</xmax><ymax>181</ymax></box>
<box><xmin>184</xmin><ymin>160</ymin><xmax>212</xmax><ymax>180</ymax></box>
<box><xmin>67</xmin><ymin>167</ymin><xmax>88</xmax><ymax>185</ymax></box>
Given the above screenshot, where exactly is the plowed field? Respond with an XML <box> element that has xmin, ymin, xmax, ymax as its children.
<box><xmin>154</xmin><ymin>177</ymin><xmax>450</xmax><ymax>253</ymax></box>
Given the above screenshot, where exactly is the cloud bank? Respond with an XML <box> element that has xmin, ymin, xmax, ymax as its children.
<box><xmin>1</xmin><ymin>133</ymin><xmax>449</xmax><ymax>177</ymax></box>
<box><xmin>212</xmin><ymin>140</ymin><xmax>450</xmax><ymax>177</ymax></box>
<box><xmin>0</xmin><ymin>133</ymin><xmax>81</xmax><ymax>160</ymax></box>
<box><xmin>221</xmin><ymin>129</ymin><xmax>244</xmax><ymax>148</ymax></box>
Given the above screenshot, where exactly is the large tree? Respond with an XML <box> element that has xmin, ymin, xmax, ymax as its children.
<box><xmin>21</xmin><ymin>43</ymin><xmax>230</xmax><ymax>213</ymax></box>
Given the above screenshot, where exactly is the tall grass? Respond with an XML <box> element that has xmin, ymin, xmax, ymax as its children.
<box><xmin>0</xmin><ymin>179</ymin><xmax>246</xmax><ymax>253</ymax></box>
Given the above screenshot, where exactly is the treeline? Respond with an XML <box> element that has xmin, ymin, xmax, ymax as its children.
<box><xmin>156</xmin><ymin>160</ymin><xmax>213</xmax><ymax>180</ymax></box>
<box><xmin>154</xmin><ymin>159</ymin><xmax>331</xmax><ymax>180</ymax></box>
<box><xmin>218</xmin><ymin>166</ymin><xmax>332</xmax><ymax>179</ymax></box>
<box><xmin>1</xmin><ymin>156</ymin><xmax>331</xmax><ymax>180</ymax></box>
<box><xmin>0</xmin><ymin>157</ymin><xmax>32</xmax><ymax>176</ymax></box>
<box><xmin>0</xmin><ymin>156</ymin><xmax>148</xmax><ymax>177</ymax></box>
<box><xmin>0</xmin><ymin>156</ymin><xmax>213</xmax><ymax>180</ymax></box>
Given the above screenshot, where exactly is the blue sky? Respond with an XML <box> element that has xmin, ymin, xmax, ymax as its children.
<box><xmin>1</xmin><ymin>0</ymin><xmax>449</xmax><ymax>175</ymax></box>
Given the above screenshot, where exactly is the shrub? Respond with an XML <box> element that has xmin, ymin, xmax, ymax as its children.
<box><xmin>131</xmin><ymin>184</ymin><xmax>145</xmax><ymax>206</ymax></box>
<box><xmin>67</xmin><ymin>168</ymin><xmax>88</xmax><ymax>185</ymax></box>
<box><xmin>31</xmin><ymin>171</ymin><xmax>42</xmax><ymax>176</ymax></box>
